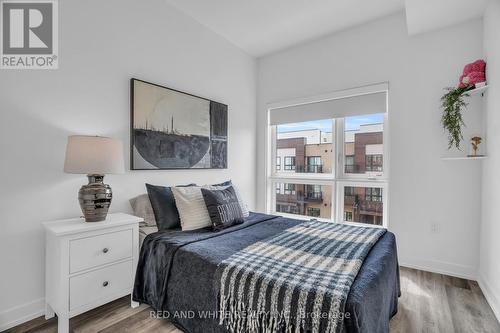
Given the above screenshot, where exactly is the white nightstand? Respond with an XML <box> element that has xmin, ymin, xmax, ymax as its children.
<box><xmin>43</xmin><ymin>213</ymin><xmax>142</xmax><ymax>333</ymax></box>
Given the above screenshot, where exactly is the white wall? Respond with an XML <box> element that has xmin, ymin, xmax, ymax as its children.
<box><xmin>0</xmin><ymin>0</ymin><xmax>256</xmax><ymax>329</ymax></box>
<box><xmin>257</xmin><ymin>13</ymin><xmax>483</xmax><ymax>279</ymax></box>
<box><xmin>480</xmin><ymin>0</ymin><xmax>500</xmax><ymax>320</ymax></box>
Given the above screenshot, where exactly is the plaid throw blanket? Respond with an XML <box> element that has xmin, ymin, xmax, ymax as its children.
<box><xmin>217</xmin><ymin>221</ymin><xmax>386</xmax><ymax>333</ymax></box>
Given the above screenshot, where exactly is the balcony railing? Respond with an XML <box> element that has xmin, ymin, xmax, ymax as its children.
<box><xmin>345</xmin><ymin>165</ymin><xmax>360</xmax><ymax>173</ymax></box>
<box><xmin>276</xmin><ymin>193</ymin><xmax>298</xmax><ymax>204</ymax></box>
<box><xmin>305</xmin><ymin>192</ymin><xmax>322</xmax><ymax>201</ymax></box>
<box><xmin>345</xmin><ymin>199</ymin><xmax>383</xmax><ymax>216</ymax></box>
<box><xmin>277</xmin><ymin>191</ymin><xmax>324</xmax><ymax>203</ymax></box>
<box><xmin>297</xmin><ymin>191</ymin><xmax>323</xmax><ymax>202</ymax></box>
<box><xmin>359</xmin><ymin>201</ymin><xmax>383</xmax><ymax>215</ymax></box>
<box><xmin>296</xmin><ymin>165</ymin><xmax>323</xmax><ymax>173</ymax></box>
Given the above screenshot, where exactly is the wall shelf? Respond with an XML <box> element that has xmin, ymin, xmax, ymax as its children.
<box><xmin>441</xmin><ymin>156</ymin><xmax>488</xmax><ymax>161</ymax></box>
<box><xmin>466</xmin><ymin>85</ymin><xmax>489</xmax><ymax>96</ymax></box>
<box><xmin>441</xmin><ymin>84</ymin><xmax>488</xmax><ymax>160</ymax></box>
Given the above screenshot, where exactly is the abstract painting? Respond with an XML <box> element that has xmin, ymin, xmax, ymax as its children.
<box><xmin>130</xmin><ymin>79</ymin><xmax>228</xmax><ymax>169</ymax></box>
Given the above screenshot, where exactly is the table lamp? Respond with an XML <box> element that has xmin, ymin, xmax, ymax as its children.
<box><xmin>64</xmin><ymin>135</ymin><xmax>125</xmax><ymax>222</ymax></box>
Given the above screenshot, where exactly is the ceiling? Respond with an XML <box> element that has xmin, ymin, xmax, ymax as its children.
<box><xmin>166</xmin><ymin>0</ymin><xmax>488</xmax><ymax>57</ymax></box>
<box><xmin>166</xmin><ymin>0</ymin><xmax>405</xmax><ymax>57</ymax></box>
<box><xmin>405</xmin><ymin>0</ymin><xmax>488</xmax><ymax>35</ymax></box>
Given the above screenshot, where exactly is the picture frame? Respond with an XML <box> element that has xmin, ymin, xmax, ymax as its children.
<box><xmin>130</xmin><ymin>78</ymin><xmax>228</xmax><ymax>170</ymax></box>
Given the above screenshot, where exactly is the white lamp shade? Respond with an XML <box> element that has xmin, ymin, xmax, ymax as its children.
<box><xmin>64</xmin><ymin>136</ymin><xmax>125</xmax><ymax>174</ymax></box>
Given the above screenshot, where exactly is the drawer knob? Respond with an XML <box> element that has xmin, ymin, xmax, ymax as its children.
<box><xmin>102</xmin><ymin>248</ymin><xmax>109</xmax><ymax>253</ymax></box>
<box><xmin>102</xmin><ymin>281</ymin><xmax>109</xmax><ymax>287</ymax></box>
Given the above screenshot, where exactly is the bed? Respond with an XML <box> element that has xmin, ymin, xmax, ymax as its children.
<box><xmin>133</xmin><ymin>212</ymin><xmax>400</xmax><ymax>333</ymax></box>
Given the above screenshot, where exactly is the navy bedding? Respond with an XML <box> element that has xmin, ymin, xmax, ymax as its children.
<box><xmin>133</xmin><ymin>213</ymin><xmax>400</xmax><ymax>333</ymax></box>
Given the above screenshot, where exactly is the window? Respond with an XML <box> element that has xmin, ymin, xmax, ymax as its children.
<box><xmin>268</xmin><ymin>85</ymin><xmax>388</xmax><ymax>226</ymax></box>
<box><xmin>305</xmin><ymin>184</ymin><xmax>322</xmax><ymax>200</ymax></box>
<box><xmin>366</xmin><ymin>155</ymin><xmax>383</xmax><ymax>172</ymax></box>
<box><xmin>306</xmin><ymin>156</ymin><xmax>322</xmax><ymax>173</ymax></box>
<box><xmin>344</xmin><ymin>186</ymin><xmax>355</xmax><ymax>200</ymax></box>
<box><xmin>365</xmin><ymin>187</ymin><xmax>382</xmax><ymax>202</ymax></box>
<box><xmin>344</xmin><ymin>114</ymin><xmax>384</xmax><ymax>176</ymax></box>
<box><xmin>284</xmin><ymin>183</ymin><xmax>296</xmax><ymax>195</ymax></box>
<box><xmin>307</xmin><ymin>207</ymin><xmax>321</xmax><ymax>217</ymax></box>
<box><xmin>274</xmin><ymin>182</ymin><xmax>331</xmax><ymax>219</ymax></box>
<box><xmin>284</xmin><ymin>156</ymin><xmax>295</xmax><ymax>170</ymax></box>
<box><xmin>344</xmin><ymin>211</ymin><xmax>353</xmax><ymax>221</ymax></box>
<box><xmin>275</xmin><ymin>119</ymin><xmax>333</xmax><ymax>175</ymax></box>
<box><xmin>345</xmin><ymin>156</ymin><xmax>354</xmax><ymax>173</ymax></box>
<box><xmin>276</xmin><ymin>204</ymin><xmax>298</xmax><ymax>214</ymax></box>
<box><xmin>341</xmin><ymin>185</ymin><xmax>384</xmax><ymax>225</ymax></box>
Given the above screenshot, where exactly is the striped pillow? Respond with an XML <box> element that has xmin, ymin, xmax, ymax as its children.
<box><xmin>171</xmin><ymin>186</ymin><xmax>212</xmax><ymax>231</ymax></box>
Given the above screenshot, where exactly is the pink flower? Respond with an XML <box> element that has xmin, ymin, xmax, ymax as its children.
<box><xmin>458</xmin><ymin>74</ymin><xmax>467</xmax><ymax>88</ymax></box>
<box><xmin>463</xmin><ymin>60</ymin><xmax>486</xmax><ymax>75</ymax></box>
<box><xmin>458</xmin><ymin>59</ymin><xmax>486</xmax><ymax>88</ymax></box>
<box><xmin>463</xmin><ymin>64</ymin><xmax>474</xmax><ymax>74</ymax></box>
<box><xmin>472</xmin><ymin>60</ymin><xmax>486</xmax><ymax>72</ymax></box>
<box><xmin>468</xmin><ymin>71</ymin><xmax>486</xmax><ymax>85</ymax></box>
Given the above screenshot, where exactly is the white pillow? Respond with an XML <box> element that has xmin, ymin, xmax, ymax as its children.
<box><xmin>172</xmin><ymin>186</ymin><xmax>212</xmax><ymax>231</ymax></box>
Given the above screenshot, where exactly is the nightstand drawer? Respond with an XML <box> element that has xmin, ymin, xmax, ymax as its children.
<box><xmin>69</xmin><ymin>260</ymin><xmax>133</xmax><ymax>311</ymax></box>
<box><xmin>70</xmin><ymin>229</ymin><xmax>133</xmax><ymax>273</ymax></box>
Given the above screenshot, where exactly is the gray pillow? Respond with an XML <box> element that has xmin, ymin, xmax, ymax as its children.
<box><xmin>129</xmin><ymin>194</ymin><xmax>156</xmax><ymax>227</ymax></box>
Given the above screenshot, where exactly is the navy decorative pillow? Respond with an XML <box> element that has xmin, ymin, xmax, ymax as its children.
<box><xmin>145</xmin><ymin>183</ymin><xmax>195</xmax><ymax>230</ymax></box>
<box><xmin>201</xmin><ymin>186</ymin><xmax>244</xmax><ymax>231</ymax></box>
<box><xmin>210</xmin><ymin>180</ymin><xmax>249</xmax><ymax>217</ymax></box>
<box><xmin>213</xmin><ymin>180</ymin><xmax>231</xmax><ymax>186</ymax></box>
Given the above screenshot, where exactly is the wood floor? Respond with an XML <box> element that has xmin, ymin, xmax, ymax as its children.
<box><xmin>390</xmin><ymin>268</ymin><xmax>499</xmax><ymax>332</ymax></box>
<box><xmin>5</xmin><ymin>267</ymin><xmax>500</xmax><ymax>333</ymax></box>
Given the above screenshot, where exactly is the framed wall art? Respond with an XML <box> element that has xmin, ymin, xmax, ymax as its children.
<box><xmin>130</xmin><ymin>78</ymin><xmax>228</xmax><ymax>170</ymax></box>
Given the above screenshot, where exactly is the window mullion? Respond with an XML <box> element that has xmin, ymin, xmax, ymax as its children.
<box><xmin>333</xmin><ymin>118</ymin><xmax>344</xmax><ymax>222</ymax></box>
<box><xmin>335</xmin><ymin>118</ymin><xmax>343</xmax><ymax>180</ymax></box>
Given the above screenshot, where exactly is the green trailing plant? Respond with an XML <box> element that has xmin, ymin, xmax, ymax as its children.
<box><xmin>441</xmin><ymin>87</ymin><xmax>470</xmax><ymax>149</ymax></box>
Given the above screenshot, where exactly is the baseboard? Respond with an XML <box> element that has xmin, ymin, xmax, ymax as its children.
<box><xmin>0</xmin><ymin>298</ymin><xmax>45</xmax><ymax>331</ymax></box>
<box><xmin>477</xmin><ymin>274</ymin><xmax>500</xmax><ymax>322</ymax></box>
<box><xmin>399</xmin><ymin>258</ymin><xmax>477</xmax><ymax>280</ymax></box>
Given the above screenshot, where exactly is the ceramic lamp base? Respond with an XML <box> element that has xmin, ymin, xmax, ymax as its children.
<box><xmin>78</xmin><ymin>174</ymin><xmax>112</xmax><ymax>222</ymax></box>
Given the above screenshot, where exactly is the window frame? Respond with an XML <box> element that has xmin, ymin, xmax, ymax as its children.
<box><xmin>365</xmin><ymin>154</ymin><xmax>383</xmax><ymax>172</ymax></box>
<box><xmin>339</xmin><ymin>116</ymin><xmax>388</xmax><ymax>180</ymax></box>
<box><xmin>307</xmin><ymin>207</ymin><xmax>321</xmax><ymax>217</ymax></box>
<box><xmin>283</xmin><ymin>183</ymin><xmax>296</xmax><ymax>195</ymax></box>
<box><xmin>365</xmin><ymin>187</ymin><xmax>383</xmax><ymax>202</ymax></box>
<box><xmin>306</xmin><ymin>156</ymin><xmax>322</xmax><ymax>173</ymax></box>
<box><xmin>344</xmin><ymin>211</ymin><xmax>353</xmax><ymax>221</ymax></box>
<box><xmin>307</xmin><ymin>156</ymin><xmax>321</xmax><ymax>165</ymax></box>
<box><xmin>265</xmin><ymin>83</ymin><xmax>389</xmax><ymax>227</ymax></box>
<box><xmin>336</xmin><ymin>181</ymin><xmax>388</xmax><ymax>226</ymax></box>
<box><xmin>273</xmin><ymin>119</ymin><xmax>336</xmax><ymax>180</ymax></box>
<box><xmin>345</xmin><ymin>155</ymin><xmax>355</xmax><ymax>174</ymax></box>
<box><xmin>283</xmin><ymin>156</ymin><xmax>296</xmax><ymax>171</ymax></box>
